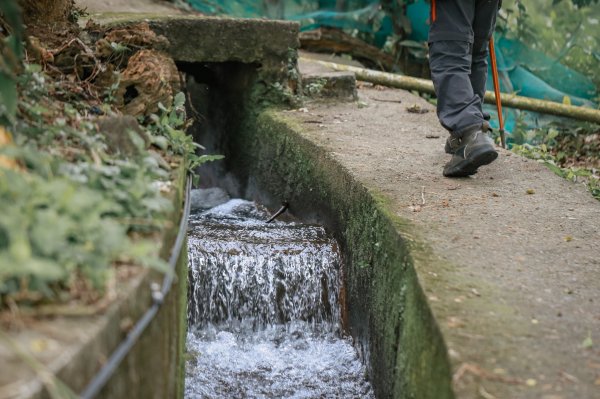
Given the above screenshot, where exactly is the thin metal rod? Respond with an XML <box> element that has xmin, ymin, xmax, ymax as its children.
<box><xmin>265</xmin><ymin>202</ymin><xmax>289</xmax><ymax>223</ymax></box>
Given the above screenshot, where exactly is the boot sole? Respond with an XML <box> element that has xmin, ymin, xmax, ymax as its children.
<box><xmin>443</xmin><ymin>147</ymin><xmax>498</xmax><ymax>177</ymax></box>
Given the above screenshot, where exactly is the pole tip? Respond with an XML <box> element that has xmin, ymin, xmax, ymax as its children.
<box><xmin>499</xmin><ymin>128</ymin><xmax>506</xmax><ymax>149</ymax></box>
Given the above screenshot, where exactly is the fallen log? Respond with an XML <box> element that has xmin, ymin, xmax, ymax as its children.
<box><xmin>299</xmin><ymin>27</ymin><xmax>396</xmax><ymax>71</ymax></box>
<box><xmin>302</xmin><ymin>58</ymin><xmax>600</xmax><ymax>124</ymax></box>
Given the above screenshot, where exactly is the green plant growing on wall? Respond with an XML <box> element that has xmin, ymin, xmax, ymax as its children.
<box><xmin>147</xmin><ymin>92</ymin><xmax>224</xmax><ymax>174</ymax></box>
<box><xmin>0</xmin><ymin>0</ymin><xmax>24</xmax><ymax>126</ymax></box>
<box><xmin>0</xmin><ymin>57</ymin><xmax>221</xmax><ymax>308</ymax></box>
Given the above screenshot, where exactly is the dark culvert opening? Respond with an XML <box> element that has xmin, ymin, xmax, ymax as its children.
<box><xmin>179</xmin><ymin>61</ymin><xmax>376</xmax><ymax>398</ymax></box>
<box><xmin>178</xmin><ymin>61</ymin><xmax>259</xmax><ymax>197</ymax></box>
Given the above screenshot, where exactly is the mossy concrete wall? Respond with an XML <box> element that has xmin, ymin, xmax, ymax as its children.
<box><xmin>100</xmin><ymin>15</ymin><xmax>302</xmax><ymax>106</ymax></box>
<box><xmin>229</xmin><ymin>110</ymin><xmax>454</xmax><ymax>399</ymax></box>
<box><xmin>86</xmin><ymin>166</ymin><xmax>189</xmax><ymax>399</ymax></box>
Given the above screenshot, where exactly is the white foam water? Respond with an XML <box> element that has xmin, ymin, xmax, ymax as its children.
<box><xmin>185</xmin><ymin>199</ymin><xmax>374</xmax><ymax>398</ymax></box>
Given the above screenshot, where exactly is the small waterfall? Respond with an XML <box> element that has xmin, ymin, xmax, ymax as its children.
<box><xmin>185</xmin><ymin>199</ymin><xmax>373</xmax><ymax>398</ymax></box>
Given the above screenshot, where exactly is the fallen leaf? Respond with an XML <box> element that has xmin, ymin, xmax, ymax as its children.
<box><xmin>447</xmin><ymin>317</ymin><xmax>465</xmax><ymax>328</ymax></box>
<box><xmin>564</xmin><ymin>236</ymin><xmax>573</xmax><ymax>242</ymax></box>
<box><xmin>526</xmin><ymin>378</ymin><xmax>537</xmax><ymax>387</ymax></box>
<box><xmin>587</xmin><ymin>361</ymin><xmax>600</xmax><ymax>369</ymax></box>
<box><xmin>30</xmin><ymin>339</ymin><xmax>49</xmax><ymax>353</ymax></box>
<box><xmin>526</xmin><ymin>189</ymin><xmax>536</xmax><ymax>195</ymax></box>
<box><xmin>581</xmin><ymin>334</ymin><xmax>593</xmax><ymax>349</ymax></box>
<box><xmin>0</xmin><ymin>126</ymin><xmax>20</xmax><ymax>170</ymax></box>
<box><xmin>559</xmin><ymin>371</ymin><xmax>579</xmax><ymax>383</ymax></box>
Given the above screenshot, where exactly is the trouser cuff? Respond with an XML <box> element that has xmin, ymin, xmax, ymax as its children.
<box><xmin>453</xmin><ymin>123</ymin><xmax>484</xmax><ymax>138</ymax></box>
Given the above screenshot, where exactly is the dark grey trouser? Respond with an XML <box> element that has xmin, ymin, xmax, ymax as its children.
<box><xmin>428</xmin><ymin>0</ymin><xmax>500</xmax><ymax>137</ymax></box>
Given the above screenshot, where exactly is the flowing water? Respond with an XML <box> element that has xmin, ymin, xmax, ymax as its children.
<box><xmin>185</xmin><ymin>199</ymin><xmax>374</xmax><ymax>398</ymax></box>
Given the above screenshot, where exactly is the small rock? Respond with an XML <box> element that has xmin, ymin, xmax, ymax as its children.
<box><xmin>406</xmin><ymin>104</ymin><xmax>429</xmax><ymax>114</ymax></box>
<box><xmin>191</xmin><ymin>188</ymin><xmax>230</xmax><ymax>211</ymax></box>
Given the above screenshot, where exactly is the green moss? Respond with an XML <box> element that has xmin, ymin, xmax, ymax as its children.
<box><xmin>229</xmin><ymin>109</ymin><xmax>454</xmax><ymax>399</ymax></box>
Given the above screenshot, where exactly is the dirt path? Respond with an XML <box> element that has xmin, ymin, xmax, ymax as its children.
<box><xmin>290</xmin><ymin>74</ymin><xmax>600</xmax><ymax>398</ymax></box>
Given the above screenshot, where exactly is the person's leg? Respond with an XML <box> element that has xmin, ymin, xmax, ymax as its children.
<box><xmin>470</xmin><ymin>0</ymin><xmax>500</xmax><ymax>108</ymax></box>
<box><xmin>470</xmin><ymin>40</ymin><xmax>489</xmax><ymax>108</ymax></box>
<box><xmin>429</xmin><ymin>0</ymin><xmax>499</xmax><ymax>177</ymax></box>
<box><xmin>429</xmin><ymin>0</ymin><xmax>484</xmax><ymax>137</ymax></box>
<box><xmin>429</xmin><ymin>40</ymin><xmax>484</xmax><ymax>136</ymax></box>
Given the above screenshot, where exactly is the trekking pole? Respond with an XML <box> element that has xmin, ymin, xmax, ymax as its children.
<box><xmin>489</xmin><ymin>37</ymin><xmax>506</xmax><ymax>148</ymax></box>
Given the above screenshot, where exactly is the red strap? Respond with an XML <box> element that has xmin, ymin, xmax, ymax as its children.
<box><xmin>431</xmin><ymin>0</ymin><xmax>437</xmax><ymax>22</ymax></box>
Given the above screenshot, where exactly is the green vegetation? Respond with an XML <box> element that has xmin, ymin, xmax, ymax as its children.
<box><xmin>0</xmin><ymin>7</ymin><xmax>220</xmax><ymax>309</ymax></box>
<box><xmin>500</xmin><ymin>0</ymin><xmax>600</xmax><ymax>92</ymax></box>
<box><xmin>0</xmin><ymin>64</ymin><xmax>199</xmax><ymax>308</ymax></box>
<box><xmin>495</xmin><ymin>0</ymin><xmax>600</xmax><ymax>199</ymax></box>
<box><xmin>511</xmin><ymin>140</ymin><xmax>599</xmax><ymax>200</ymax></box>
<box><xmin>0</xmin><ymin>1</ymin><xmax>24</xmax><ymax>126</ymax></box>
<box><xmin>497</xmin><ymin>118</ymin><xmax>600</xmax><ymax>199</ymax></box>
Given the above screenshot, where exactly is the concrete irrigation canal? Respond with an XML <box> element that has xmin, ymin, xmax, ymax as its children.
<box><xmin>1</xmin><ymin>5</ymin><xmax>599</xmax><ymax>399</ymax></box>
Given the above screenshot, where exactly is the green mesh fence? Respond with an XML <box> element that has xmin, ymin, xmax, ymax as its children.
<box><xmin>186</xmin><ymin>0</ymin><xmax>598</xmax><ymax>135</ymax></box>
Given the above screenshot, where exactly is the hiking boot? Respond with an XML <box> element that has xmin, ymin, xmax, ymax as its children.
<box><xmin>444</xmin><ymin>122</ymin><xmax>491</xmax><ymax>154</ymax></box>
<box><xmin>444</xmin><ymin>135</ymin><xmax>462</xmax><ymax>154</ymax></box>
<box><xmin>443</xmin><ymin>127</ymin><xmax>498</xmax><ymax>177</ymax></box>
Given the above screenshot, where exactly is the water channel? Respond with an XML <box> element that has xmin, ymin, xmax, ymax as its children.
<box><xmin>185</xmin><ymin>198</ymin><xmax>374</xmax><ymax>398</ymax></box>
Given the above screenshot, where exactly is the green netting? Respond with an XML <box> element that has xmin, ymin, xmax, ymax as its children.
<box><xmin>186</xmin><ymin>0</ymin><xmax>395</xmax><ymax>46</ymax></box>
<box><xmin>186</xmin><ymin>0</ymin><xmax>598</xmax><ymax>134</ymax></box>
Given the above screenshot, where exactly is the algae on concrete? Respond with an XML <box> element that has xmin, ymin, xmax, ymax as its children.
<box><xmin>227</xmin><ymin>109</ymin><xmax>454</xmax><ymax>399</ymax></box>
